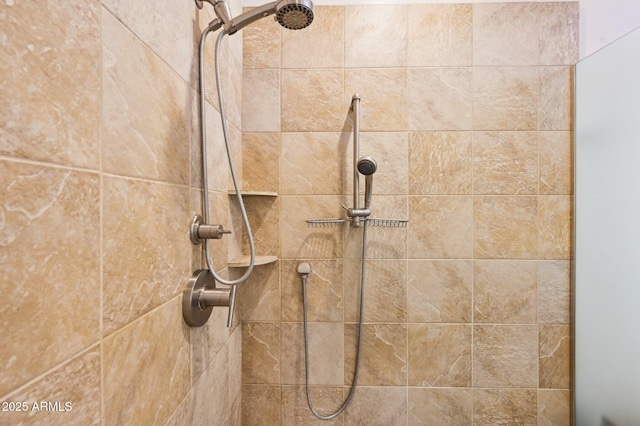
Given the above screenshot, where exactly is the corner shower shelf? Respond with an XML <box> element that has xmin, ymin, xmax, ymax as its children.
<box><xmin>229</xmin><ymin>255</ymin><xmax>278</xmax><ymax>268</ymax></box>
<box><xmin>228</xmin><ymin>190</ymin><xmax>278</xmax><ymax>197</ymax></box>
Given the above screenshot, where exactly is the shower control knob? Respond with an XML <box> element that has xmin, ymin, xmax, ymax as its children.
<box><xmin>190</xmin><ymin>214</ymin><xmax>232</xmax><ymax>245</ymax></box>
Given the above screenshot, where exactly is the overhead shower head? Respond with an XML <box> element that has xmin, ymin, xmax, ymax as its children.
<box><xmin>276</xmin><ymin>0</ymin><xmax>314</xmax><ymax>30</ymax></box>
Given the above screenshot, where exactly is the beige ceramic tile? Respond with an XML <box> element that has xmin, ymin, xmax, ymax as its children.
<box><xmin>0</xmin><ymin>162</ymin><xmax>100</xmax><ymax>396</ymax></box>
<box><xmin>280</xmin><ymin>195</ymin><xmax>345</xmax><ymax>259</ymax></box>
<box><xmin>102</xmin><ymin>11</ymin><xmax>191</xmax><ymax>185</ymax></box>
<box><xmin>408</xmin><ymin>68</ymin><xmax>473</xmax><ymax>131</ymax></box>
<box><xmin>281</xmin><ymin>259</ymin><xmax>343</xmax><ymax>323</ymax></box>
<box><xmin>539</xmin><ymin>195</ymin><xmax>572</xmax><ymax>259</ymax></box>
<box><xmin>282</xmin><ymin>69</ymin><xmax>345</xmax><ymax>132</ymax></box>
<box><xmin>345</xmin><ymin>324</ymin><xmax>407</xmax><ymax>386</ymax></box>
<box><xmin>242</xmin><ymin>69</ymin><xmax>280</xmax><ymax>132</ymax></box>
<box><xmin>539</xmin><ymin>324</ymin><xmax>571</xmax><ymax>389</ymax></box>
<box><xmin>281</xmin><ymin>385</ymin><xmax>344</xmax><ymax>426</ymax></box>
<box><xmin>539</xmin><ymin>2</ymin><xmax>579</xmax><ymax>66</ymax></box>
<box><xmin>408</xmin><ymin>388</ymin><xmax>473</xmax><ymax>425</ymax></box>
<box><xmin>407</xmin><ymin>4</ymin><xmax>473</xmax><ymax>67</ymax></box>
<box><xmin>473</xmin><ymin>67</ymin><xmax>539</xmax><ymax>131</ymax></box>
<box><xmin>473</xmin><ymin>260</ymin><xmax>537</xmax><ymax>324</ymax></box>
<box><xmin>540</xmin><ymin>67</ymin><xmax>573</xmax><ymax>131</ymax></box>
<box><xmin>409</xmin><ymin>196</ymin><xmax>473</xmax><ymax>259</ymax></box>
<box><xmin>343</xmin><ymin>386</ymin><xmax>407</xmax><ymax>425</ymax></box>
<box><xmin>1</xmin><ymin>346</ymin><xmax>101</xmax><ymax>425</ymax></box>
<box><xmin>538</xmin><ymin>260</ymin><xmax>571</xmax><ymax>324</ymax></box>
<box><xmin>238</xmin><ymin>261</ymin><xmax>280</xmax><ymax>322</ymax></box>
<box><xmin>103</xmin><ymin>298</ymin><xmax>190</xmax><ymax>426</ymax></box>
<box><xmin>282</xmin><ymin>132</ymin><xmax>345</xmax><ymax>195</ymax></box>
<box><xmin>345</xmin><ymin>69</ymin><xmax>407</xmax><ymax>132</ymax></box>
<box><xmin>191</xmin><ymin>344</ymin><xmax>230</xmax><ymax>425</ymax></box>
<box><xmin>540</xmin><ymin>131</ymin><xmax>573</xmax><ymax>194</ymax></box>
<box><xmin>198</xmin><ymin>100</ymin><xmax>231</xmax><ymax>192</ymax></box>
<box><xmin>474</xmin><ymin>196</ymin><xmax>538</xmax><ymax>259</ymax></box>
<box><xmin>344</xmin><ymin>259</ymin><xmax>407</xmax><ymax>323</ymax></box>
<box><xmin>190</xmin><ymin>299</ymin><xmax>234</xmax><ymax>383</ymax></box>
<box><xmin>0</xmin><ymin>0</ymin><xmax>100</xmax><ymax>169</ymax></box>
<box><xmin>473</xmin><ymin>131</ymin><xmax>539</xmax><ymax>195</ymax></box>
<box><xmin>242</xmin><ymin>322</ymin><xmax>281</xmax><ymax>384</ymax></box>
<box><xmin>408</xmin><ymin>324</ymin><xmax>472</xmax><ymax>387</ymax></box>
<box><xmin>241</xmin><ymin>194</ymin><xmax>279</xmax><ymax>256</ymax></box>
<box><xmin>352</xmin><ymin>132</ymin><xmax>409</xmax><ymax>196</ymax></box>
<box><xmin>409</xmin><ymin>132</ymin><xmax>473</xmax><ymax>195</ymax></box>
<box><xmin>102</xmin><ymin>177</ymin><xmax>191</xmax><ymax>335</ymax></box>
<box><xmin>242</xmin><ymin>132</ymin><xmax>280</xmax><ymax>193</ymax></box>
<box><xmin>242</xmin><ymin>7</ymin><xmax>281</xmax><ymax>69</ymax></box>
<box><xmin>473</xmin><ymin>388</ymin><xmax>537</xmax><ymax>425</ymax></box>
<box><xmin>408</xmin><ymin>260</ymin><xmax>472</xmax><ymax>323</ymax></box>
<box><xmin>282</xmin><ymin>6</ymin><xmax>345</xmax><ymax>69</ymax></box>
<box><xmin>344</xmin><ymin>5</ymin><xmax>408</xmax><ymax>68</ymax></box>
<box><xmin>473</xmin><ymin>325</ymin><xmax>538</xmax><ymax>388</ymax></box>
<box><xmin>538</xmin><ymin>389</ymin><xmax>571</xmax><ymax>426</ymax></box>
<box><xmin>242</xmin><ymin>385</ymin><xmax>282</xmax><ymax>426</ymax></box>
<box><xmin>228</xmin><ymin>327</ymin><xmax>243</xmax><ymax>414</ymax></box>
<box><xmin>473</xmin><ymin>2</ymin><xmax>539</xmax><ymax>66</ymax></box>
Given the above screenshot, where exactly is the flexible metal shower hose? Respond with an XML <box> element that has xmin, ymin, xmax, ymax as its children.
<box><xmin>301</xmin><ymin>220</ymin><xmax>369</xmax><ymax>420</ymax></box>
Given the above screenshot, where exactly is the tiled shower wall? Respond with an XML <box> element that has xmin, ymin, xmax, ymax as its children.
<box><xmin>1</xmin><ymin>0</ymin><xmax>244</xmax><ymax>424</ymax></box>
<box><xmin>239</xmin><ymin>2</ymin><xmax>576</xmax><ymax>425</ymax></box>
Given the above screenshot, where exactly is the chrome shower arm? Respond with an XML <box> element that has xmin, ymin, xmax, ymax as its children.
<box><xmin>225</xmin><ymin>2</ymin><xmax>277</xmax><ymax>34</ymax></box>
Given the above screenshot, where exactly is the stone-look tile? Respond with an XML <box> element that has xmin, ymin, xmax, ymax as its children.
<box><xmin>473</xmin><ymin>2</ymin><xmax>539</xmax><ymax>66</ymax></box>
<box><xmin>282</xmin><ymin>385</ymin><xmax>345</xmax><ymax>426</ymax></box>
<box><xmin>282</xmin><ymin>6</ymin><xmax>344</xmax><ymax>69</ymax></box>
<box><xmin>242</xmin><ymin>385</ymin><xmax>281</xmax><ymax>426</ymax></box>
<box><xmin>539</xmin><ymin>325</ymin><xmax>571</xmax><ymax>389</ymax></box>
<box><xmin>217</xmin><ymin>30</ymin><xmax>244</xmax><ymax>131</ymax></box>
<box><xmin>351</xmin><ymin>132</ymin><xmax>409</xmax><ymax>196</ymax></box>
<box><xmin>0</xmin><ymin>162</ymin><xmax>100</xmax><ymax>395</ymax></box>
<box><xmin>540</xmin><ymin>131</ymin><xmax>573</xmax><ymax>194</ymax></box>
<box><xmin>540</xmin><ymin>67</ymin><xmax>573</xmax><ymax>131</ymax></box>
<box><xmin>282</xmin><ymin>69</ymin><xmax>345</xmax><ymax>132</ymax></box>
<box><xmin>0</xmin><ymin>0</ymin><xmax>100</xmax><ymax>169</ymax></box>
<box><xmin>474</xmin><ymin>260</ymin><xmax>537</xmax><ymax>324</ymax></box>
<box><xmin>408</xmin><ymin>260</ymin><xmax>472</xmax><ymax>323</ymax></box>
<box><xmin>281</xmin><ymin>322</ymin><xmax>344</xmax><ymax>386</ymax></box>
<box><xmin>539</xmin><ymin>2</ymin><xmax>579</xmax><ymax>66</ymax></box>
<box><xmin>282</xmin><ymin>132</ymin><xmax>345</xmax><ymax>195</ymax></box>
<box><xmin>242</xmin><ymin>132</ymin><xmax>280</xmax><ymax>193</ymax></box>
<box><xmin>539</xmin><ymin>195</ymin><xmax>571</xmax><ymax>259</ymax></box>
<box><xmin>280</xmin><ymin>195</ymin><xmax>344</xmax><ymax>259</ymax></box>
<box><xmin>241</xmin><ymin>194</ymin><xmax>279</xmax><ymax>256</ymax></box>
<box><xmin>243</xmin><ymin>7</ymin><xmax>281</xmax><ymax>69</ymax></box>
<box><xmin>408</xmin><ymin>68</ymin><xmax>473</xmax><ymax>131</ymax></box>
<box><xmin>345</xmin><ymin>324</ymin><xmax>407</xmax><ymax>386</ymax></box>
<box><xmin>409</xmin><ymin>196</ymin><xmax>473</xmax><ymax>259</ymax></box>
<box><xmin>408</xmin><ymin>324</ymin><xmax>471</xmax><ymax>387</ymax></box>
<box><xmin>242</xmin><ymin>322</ymin><xmax>281</xmax><ymax>384</ymax></box>
<box><xmin>228</xmin><ymin>326</ymin><xmax>243</xmax><ymax>424</ymax></box>
<box><xmin>474</xmin><ymin>196</ymin><xmax>538</xmax><ymax>259</ymax></box>
<box><xmin>345</xmin><ymin>69</ymin><xmax>407</xmax><ymax>132</ymax></box>
<box><xmin>191</xmin><ymin>343</ymin><xmax>230</xmax><ymax>426</ymax></box>
<box><xmin>102</xmin><ymin>177</ymin><xmax>191</xmax><ymax>335</ymax></box>
<box><xmin>407</xmin><ymin>4</ymin><xmax>473</xmax><ymax>67</ymax></box>
<box><xmin>2</xmin><ymin>346</ymin><xmax>101</xmax><ymax>425</ymax></box>
<box><xmin>473</xmin><ymin>325</ymin><xmax>538</xmax><ymax>388</ymax></box>
<box><xmin>409</xmin><ymin>132</ymin><xmax>473</xmax><ymax>195</ymax></box>
<box><xmin>281</xmin><ymin>259</ymin><xmax>343</xmax><ymax>323</ymax></box>
<box><xmin>343</xmin><ymin>196</ymin><xmax>408</xmax><ymax>260</ymax></box>
<box><xmin>473</xmin><ymin>388</ymin><xmax>537</xmax><ymax>425</ymax></box>
<box><xmin>344</xmin><ymin>259</ymin><xmax>407</xmax><ymax>323</ymax></box>
<box><xmin>101</xmin><ymin>0</ymin><xmax>197</xmax><ymax>83</ymax></box>
<box><xmin>197</xmin><ymin>100</ymin><xmax>231</xmax><ymax>192</ymax></box>
<box><xmin>238</xmin><ymin>261</ymin><xmax>280</xmax><ymax>322</ymax></box>
<box><xmin>538</xmin><ymin>389</ymin><xmax>571</xmax><ymax>426</ymax></box>
<box><xmin>102</xmin><ymin>11</ymin><xmax>190</xmax><ymax>185</ymax></box>
<box><xmin>473</xmin><ymin>132</ymin><xmax>539</xmax><ymax>195</ymax></box>
<box><xmin>103</xmin><ymin>298</ymin><xmax>190</xmax><ymax>426</ymax></box>
<box><xmin>344</xmin><ymin>5</ymin><xmax>407</xmax><ymax>68</ymax></box>
<box><xmin>242</xmin><ymin>69</ymin><xmax>280</xmax><ymax>132</ymax></box>
<box><xmin>473</xmin><ymin>67</ymin><xmax>539</xmax><ymax>131</ymax></box>
<box><xmin>538</xmin><ymin>261</ymin><xmax>571</xmax><ymax>324</ymax></box>
<box><xmin>344</xmin><ymin>387</ymin><xmax>407</xmax><ymax>425</ymax></box>
<box><xmin>408</xmin><ymin>388</ymin><xmax>473</xmax><ymax>426</ymax></box>
<box><xmin>190</xmin><ymin>302</ymin><xmax>234</xmax><ymax>383</ymax></box>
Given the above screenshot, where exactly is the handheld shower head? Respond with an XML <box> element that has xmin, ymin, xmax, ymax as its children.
<box><xmin>276</xmin><ymin>0</ymin><xmax>314</xmax><ymax>30</ymax></box>
<box><xmin>357</xmin><ymin>157</ymin><xmax>377</xmax><ymax>209</ymax></box>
